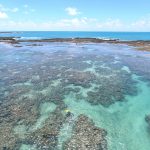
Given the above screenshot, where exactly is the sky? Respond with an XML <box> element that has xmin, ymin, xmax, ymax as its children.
<box><xmin>0</xmin><ymin>0</ymin><xmax>150</xmax><ymax>31</ymax></box>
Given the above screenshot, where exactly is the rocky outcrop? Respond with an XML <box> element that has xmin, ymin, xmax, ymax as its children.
<box><xmin>1</xmin><ymin>37</ymin><xmax>150</xmax><ymax>51</ymax></box>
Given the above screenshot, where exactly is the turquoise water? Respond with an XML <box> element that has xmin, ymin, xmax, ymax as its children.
<box><xmin>1</xmin><ymin>31</ymin><xmax>150</xmax><ymax>40</ymax></box>
<box><xmin>63</xmin><ymin>75</ymin><xmax>150</xmax><ymax>150</ymax></box>
<box><xmin>0</xmin><ymin>42</ymin><xmax>150</xmax><ymax>149</ymax></box>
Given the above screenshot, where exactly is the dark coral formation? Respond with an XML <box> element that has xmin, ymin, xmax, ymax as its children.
<box><xmin>121</xmin><ymin>56</ymin><xmax>150</xmax><ymax>84</ymax></box>
<box><xmin>62</xmin><ymin>70</ymin><xmax>96</xmax><ymax>88</ymax></box>
<box><xmin>145</xmin><ymin>114</ymin><xmax>150</xmax><ymax>134</ymax></box>
<box><xmin>0</xmin><ymin>124</ymin><xmax>19</xmax><ymax>150</ymax></box>
<box><xmin>86</xmin><ymin>71</ymin><xmax>137</xmax><ymax>106</ymax></box>
<box><xmin>25</xmin><ymin>108</ymin><xmax>66</xmax><ymax>150</ymax></box>
<box><xmin>145</xmin><ymin>114</ymin><xmax>150</xmax><ymax>126</ymax></box>
<box><xmin>63</xmin><ymin>115</ymin><xmax>107</xmax><ymax>150</ymax></box>
<box><xmin>0</xmin><ymin>41</ymin><xmax>144</xmax><ymax>149</ymax></box>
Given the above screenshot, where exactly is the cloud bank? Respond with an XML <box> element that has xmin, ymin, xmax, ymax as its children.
<box><xmin>65</xmin><ymin>7</ymin><xmax>80</xmax><ymax>16</ymax></box>
<box><xmin>0</xmin><ymin>11</ymin><xmax>8</xmax><ymax>19</ymax></box>
<box><xmin>0</xmin><ymin>5</ymin><xmax>150</xmax><ymax>31</ymax></box>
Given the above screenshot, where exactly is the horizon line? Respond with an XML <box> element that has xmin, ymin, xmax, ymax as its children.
<box><xmin>1</xmin><ymin>31</ymin><xmax>150</xmax><ymax>33</ymax></box>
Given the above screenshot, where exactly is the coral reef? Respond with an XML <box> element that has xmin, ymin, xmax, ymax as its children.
<box><xmin>145</xmin><ymin>114</ymin><xmax>150</xmax><ymax>126</ymax></box>
<box><xmin>1</xmin><ymin>41</ymin><xmax>148</xmax><ymax>149</ymax></box>
<box><xmin>63</xmin><ymin>115</ymin><xmax>107</xmax><ymax>150</ymax></box>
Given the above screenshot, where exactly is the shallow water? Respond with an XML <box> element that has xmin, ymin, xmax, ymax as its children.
<box><xmin>63</xmin><ymin>75</ymin><xmax>150</xmax><ymax>150</ymax></box>
<box><xmin>0</xmin><ymin>42</ymin><xmax>150</xmax><ymax>150</ymax></box>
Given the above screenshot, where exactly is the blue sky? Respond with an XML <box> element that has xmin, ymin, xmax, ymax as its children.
<box><xmin>0</xmin><ymin>0</ymin><xmax>150</xmax><ymax>31</ymax></box>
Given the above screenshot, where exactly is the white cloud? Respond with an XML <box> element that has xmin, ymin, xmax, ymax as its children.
<box><xmin>1</xmin><ymin>13</ymin><xmax>150</xmax><ymax>31</ymax></box>
<box><xmin>30</xmin><ymin>9</ymin><xmax>35</xmax><ymax>12</ymax></box>
<box><xmin>23</xmin><ymin>4</ymin><xmax>28</xmax><ymax>8</ymax></box>
<box><xmin>12</xmin><ymin>8</ymin><xmax>19</xmax><ymax>12</ymax></box>
<box><xmin>131</xmin><ymin>19</ymin><xmax>150</xmax><ymax>30</ymax></box>
<box><xmin>23</xmin><ymin>11</ymin><xmax>29</xmax><ymax>15</ymax></box>
<box><xmin>23</xmin><ymin>4</ymin><xmax>35</xmax><ymax>14</ymax></box>
<box><xmin>97</xmin><ymin>19</ymin><xmax>123</xmax><ymax>30</ymax></box>
<box><xmin>0</xmin><ymin>18</ymin><xmax>95</xmax><ymax>31</ymax></box>
<box><xmin>0</xmin><ymin>11</ymin><xmax>8</xmax><ymax>19</ymax></box>
<box><xmin>0</xmin><ymin>4</ymin><xmax>19</xmax><ymax>13</ymax></box>
<box><xmin>65</xmin><ymin>7</ymin><xmax>80</xmax><ymax>16</ymax></box>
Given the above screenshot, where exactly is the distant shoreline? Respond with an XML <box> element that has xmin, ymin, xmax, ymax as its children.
<box><xmin>1</xmin><ymin>31</ymin><xmax>150</xmax><ymax>41</ymax></box>
<box><xmin>0</xmin><ymin>37</ymin><xmax>150</xmax><ymax>51</ymax></box>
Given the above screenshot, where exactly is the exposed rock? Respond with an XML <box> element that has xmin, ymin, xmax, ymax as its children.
<box><xmin>1</xmin><ymin>37</ymin><xmax>150</xmax><ymax>52</ymax></box>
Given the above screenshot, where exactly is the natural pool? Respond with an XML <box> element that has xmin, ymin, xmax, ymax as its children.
<box><xmin>0</xmin><ymin>42</ymin><xmax>150</xmax><ymax>150</ymax></box>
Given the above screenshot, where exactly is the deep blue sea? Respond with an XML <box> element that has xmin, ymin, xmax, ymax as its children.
<box><xmin>0</xmin><ymin>31</ymin><xmax>150</xmax><ymax>41</ymax></box>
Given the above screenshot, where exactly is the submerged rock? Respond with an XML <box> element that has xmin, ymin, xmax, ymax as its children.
<box><xmin>26</xmin><ymin>108</ymin><xmax>66</xmax><ymax>150</ymax></box>
<box><xmin>145</xmin><ymin>114</ymin><xmax>150</xmax><ymax>125</ymax></box>
<box><xmin>63</xmin><ymin>114</ymin><xmax>107</xmax><ymax>150</ymax></box>
<box><xmin>63</xmin><ymin>70</ymin><xmax>96</xmax><ymax>88</ymax></box>
<box><xmin>0</xmin><ymin>123</ymin><xmax>18</xmax><ymax>150</ymax></box>
<box><xmin>86</xmin><ymin>71</ymin><xmax>137</xmax><ymax>107</ymax></box>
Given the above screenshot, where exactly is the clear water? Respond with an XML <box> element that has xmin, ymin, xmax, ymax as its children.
<box><xmin>0</xmin><ymin>42</ymin><xmax>150</xmax><ymax>150</ymax></box>
<box><xmin>63</xmin><ymin>75</ymin><xmax>150</xmax><ymax>150</ymax></box>
<box><xmin>1</xmin><ymin>31</ymin><xmax>150</xmax><ymax>40</ymax></box>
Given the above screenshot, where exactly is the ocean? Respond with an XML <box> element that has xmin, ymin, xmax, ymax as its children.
<box><xmin>0</xmin><ymin>31</ymin><xmax>150</xmax><ymax>41</ymax></box>
<box><xmin>1</xmin><ymin>33</ymin><xmax>150</xmax><ymax>150</ymax></box>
